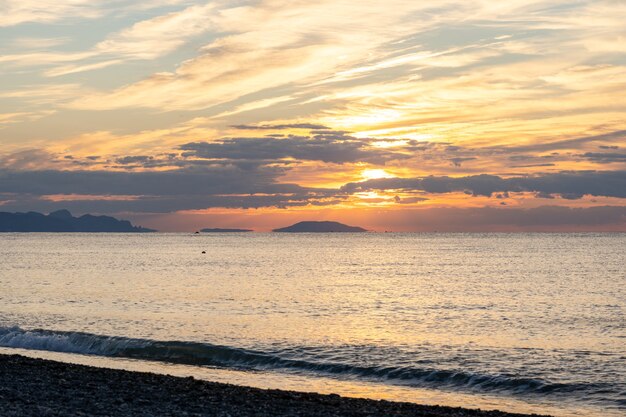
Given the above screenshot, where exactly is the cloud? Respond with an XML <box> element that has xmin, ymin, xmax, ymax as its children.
<box><xmin>393</xmin><ymin>196</ymin><xmax>428</xmax><ymax>204</ymax></box>
<box><xmin>341</xmin><ymin>171</ymin><xmax>626</xmax><ymax>199</ymax></box>
<box><xmin>449</xmin><ymin>157</ymin><xmax>476</xmax><ymax>167</ymax></box>
<box><xmin>0</xmin><ymin>166</ymin><xmax>286</xmax><ymax>196</ymax></box>
<box><xmin>3</xmin><ymin>0</ymin><xmax>626</xmax><ymax>159</ymax></box>
<box><xmin>64</xmin><ymin>1</ymin><xmax>467</xmax><ymax>111</ymax></box>
<box><xmin>0</xmin><ymin>192</ymin><xmax>343</xmax><ymax>214</ymax></box>
<box><xmin>0</xmin><ymin>111</ymin><xmax>55</xmax><ymax>126</ymax></box>
<box><xmin>0</xmin><ymin>0</ymin><xmax>192</xmax><ymax>27</ymax></box>
<box><xmin>44</xmin><ymin>60</ymin><xmax>124</xmax><ymax>77</ymax></box>
<box><xmin>11</xmin><ymin>37</ymin><xmax>70</xmax><ymax>49</ymax></box>
<box><xmin>0</xmin><ymin>0</ymin><xmax>99</xmax><ymax>26</ymax></box>
<box><xmin>581</xmin><ymin>153</ymin><xmax>626</xmax><ymax>163</ymax></box>
<box><xmin>92</xmin><ymin>3</ymin><xmax>216</xmax><ymax>60</ymax></box>
<box><xmin>497</xmin><ymin>130</ymin><xmax>626</xmax><ymax>154</ymax></box>
<box><xmin>0</xmin><ymin>160</ymin><xmax>624</xmax><ymax>229</ymax></box>
<box><xmin>0</xmin><ymin>84</ymin><xmax>88</xmax><ymax>106</ymax></box>
<box><xmin>0</xmin><ymin>164</ymin><xmax>343</xmax><ymax>212</ymax></box>
<box><xmin>179</xmin><ymin>133</ymin><xmax>410</xmax><ymax>164</ymax></box>
<box><xmin>115</xmin><ymin>155</ymin><xmax>154</xmax><ymax>165</ymax></box>
<box><xmin>231</xmin><ymin>123</ymin><xmax>330</xmax><ymax>130</ymax></box>
<box><xmin>511</xmin><ymin>163</ymin><xmax>556</xmax><ymax>168</ymax></box>
<box><xmin>0</xmin><ymin>149</ymin><xmax>57</xmax><ymax>170</ymax></box>
<box><xmin>1</xmin><ymin>2</ymin><xmax>215</xmax><ymax>76</ymax></box>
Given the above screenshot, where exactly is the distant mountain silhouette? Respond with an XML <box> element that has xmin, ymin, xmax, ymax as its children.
<box><xmin>0</xmin><ymin>210</ymin><xmax>155</xmax><ymax>232</ymax></box>
<box><xmin>273</xmin><ymin>221</ymin><xmax>367</xmax><ymax>233</ymax></box>
<box><xmin>200</xmin><ymin>228</ymin><xmax>253</xmax><ymax>233</ymax></box>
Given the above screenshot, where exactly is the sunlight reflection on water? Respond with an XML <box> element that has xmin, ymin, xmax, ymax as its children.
<box><xmin>1</xmin><ymin>233</ymin><xmax>624</xmax><ymax>417</ymax></box>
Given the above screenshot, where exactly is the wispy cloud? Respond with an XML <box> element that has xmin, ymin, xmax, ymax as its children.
<box><xmin>10</xmin><ymin>37</ymin><xmax>70</xmax><ymax>49</ymax></box>
<box><xmin>0</xmin><ymin>111</ymin><xmax>55</xmax><ymax>126</ymax></box>
<box><xmin>0</xmin><ymin>0</ymin><xmax>100</xmax><ymax>27</ymax></box>
<box><xmin>44</xmin><ymin>60</ymin><xmax>124</xmax><ymax>77</ymax></box>
<box><xmin>0</xmin><ymin>0</ymin><xmax>194</xmax><ymax>26</ymax></box>
<box><xmin>1</xmin><ymin>1</ymin><xmax>215</xmax><ymax>74</ymax></box>
<box><xmin>65</xmin><ymin>1</ymin><xmax>455</xmax><ymax>109</ymax></box>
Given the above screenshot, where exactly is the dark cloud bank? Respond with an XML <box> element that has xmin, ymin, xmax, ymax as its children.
<box><xmin>0</xmin><ymin>168</ymin><xmax>625</xmax><ymax>230</ymax></box>
<box><xmin>179</xmin><ymin>133</ymin><xmax>409</xmax><ymax>165</ymax></box>
<box><xmin>342</xmin><ymin>171</ymin><xmax>626</xmax><ymax>200</ymax></box>
<box><xmin>3</xmin><ymin>168</ymin><xmax>624</xmax><ymax>206</ymax></box>
<box><xmin>0</xmin><ymin>165</ymin><xmax>343</xmax><ymax>213</ymax></box>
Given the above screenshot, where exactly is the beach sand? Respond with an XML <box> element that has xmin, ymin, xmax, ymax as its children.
<box><xmin>0</xmin><ymin>354</ymin><xmax>550</xmax><ymax>417</ymax></box>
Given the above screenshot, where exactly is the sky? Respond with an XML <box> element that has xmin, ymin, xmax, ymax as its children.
<box><xmin>0</xmin><ymin>0</ymin><xmax>625</xmax><ymax>231</ymax></box>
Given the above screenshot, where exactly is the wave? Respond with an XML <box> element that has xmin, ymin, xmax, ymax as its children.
<box><xmin>0</xmin><ymin>326</ymin><xmax>602</xmax><ymax>397</ymax></box>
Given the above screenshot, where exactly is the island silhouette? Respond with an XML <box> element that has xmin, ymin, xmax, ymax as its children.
<box><xmin>0</xmin><ymin>210</ymin><xmax>155</xmax><ymax>232</ymax></box>
<box><xmin>273</xmin><ymin>221</ymin><xmax>367</xmax><ymax>233</ymax></box>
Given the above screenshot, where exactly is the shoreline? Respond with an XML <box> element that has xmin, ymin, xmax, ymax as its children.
<box><xmin>0</xmin><ymin>354</ymin><xmax>550</xmax><ymax>417</ymax></box>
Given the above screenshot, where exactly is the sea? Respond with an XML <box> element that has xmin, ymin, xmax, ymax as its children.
<box><xmin>0</xmin><ymin>233</ymin><xmax>624</xmax><ymax>417</ymax></box>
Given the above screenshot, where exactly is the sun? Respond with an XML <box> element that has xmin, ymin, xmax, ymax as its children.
<box><xmin>361</xmin><ymin>169</ymin><xmax>394</xmax><ymax>180</ymax></box>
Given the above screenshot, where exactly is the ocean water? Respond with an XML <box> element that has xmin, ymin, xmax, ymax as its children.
<box><xmin>0</xmin><ymin>233</ymin><xmax>624</xmax><ymax>416</ymax></box>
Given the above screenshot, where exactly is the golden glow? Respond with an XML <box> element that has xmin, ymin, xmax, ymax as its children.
<box><xmin>360</xmin><ymin>169</ymin><xmax>394</xmax><ymax>180</ymax></box>
<box><xmin>370</xmin><ymin>139</ymin><xmax>410</xmax><ymax>148</ymax></box>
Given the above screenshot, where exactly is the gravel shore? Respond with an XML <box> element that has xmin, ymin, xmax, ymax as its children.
<box><xmin>0</xmin><ymin>354</ymin><xmax>550</xmax><ymax>417</ymax></box>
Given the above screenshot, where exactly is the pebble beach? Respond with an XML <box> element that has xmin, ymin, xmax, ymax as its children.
<box><xmin>0</xmin><ymin>354</ymin><xmax>551</xmax><ymax>417</ymax></box>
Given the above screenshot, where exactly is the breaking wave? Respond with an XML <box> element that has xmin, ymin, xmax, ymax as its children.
<box><xmin>0</xmin><ymin>326</ymin><xmax>605</xmax><ymax>399</ymax></box>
